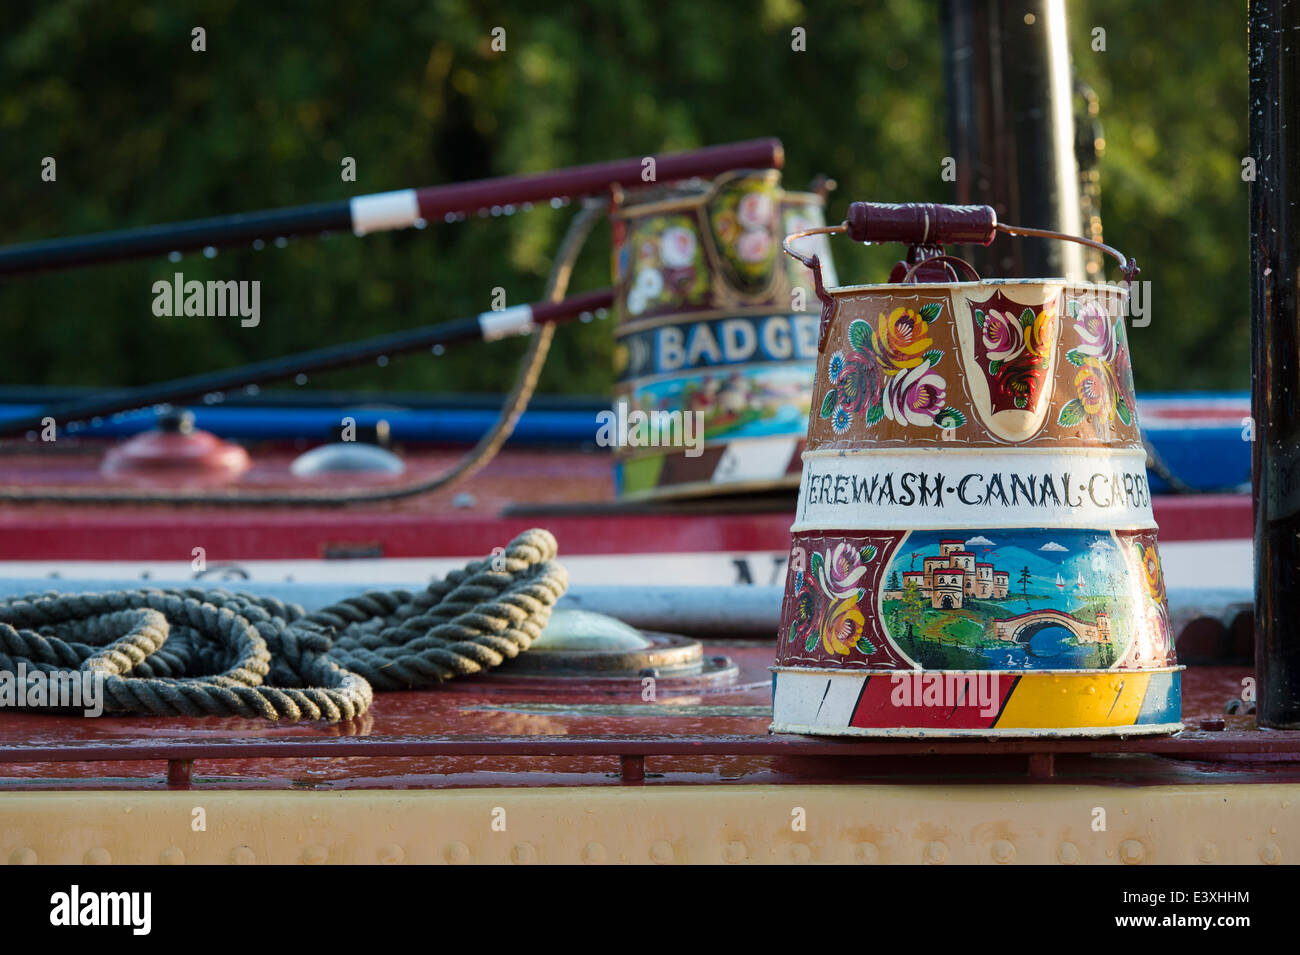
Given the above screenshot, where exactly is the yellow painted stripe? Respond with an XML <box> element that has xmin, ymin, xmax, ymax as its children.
<box><xmin>996</xmin><ymin>671</ymin><xmax>1152</xmax><ymax>729</ymax></box>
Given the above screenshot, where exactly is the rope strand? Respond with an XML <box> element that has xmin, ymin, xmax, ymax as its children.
<box><xmin>0</xmin><ymin>528</ymin><xmax>567</xmax><ymax>722</ymax></box>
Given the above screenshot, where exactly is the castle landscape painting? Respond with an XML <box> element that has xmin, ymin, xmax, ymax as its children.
<box><xmin>880</xmin><ymin>528</ymin><xmax>1136</xmax><ymax>670</ymax></box>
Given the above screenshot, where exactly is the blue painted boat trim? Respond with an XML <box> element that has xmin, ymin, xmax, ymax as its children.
<box><xmin>0</xmin><ymin>390</ymin><xmax>1252</xmax><ymax>490</ymax></box>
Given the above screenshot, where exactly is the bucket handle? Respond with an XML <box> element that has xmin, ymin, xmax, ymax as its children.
<box><xmin>899</xmin><ymin>254</ymin><xmax>983</xmax><ymax>284</ymax></box>
<box><xmin>782</xmin><ymin>201</ymin><xmax>1140</xmax><ymax>351</ymax></box>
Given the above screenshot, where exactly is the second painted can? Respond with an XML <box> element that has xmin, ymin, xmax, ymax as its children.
<box><xmin>610</xmin><ymin>170</ymin><xmax>837</xmax><ymax>499</ymax></box>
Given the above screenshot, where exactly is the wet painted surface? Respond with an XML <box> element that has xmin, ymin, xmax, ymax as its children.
<box><xmin>0</xmin><ymin>645</ymin><xmax>1292</xmax><ymax>789</ymax></box>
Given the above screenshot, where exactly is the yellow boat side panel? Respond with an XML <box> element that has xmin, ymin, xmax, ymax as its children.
<box><xmin>1</xmin><ymin>784</ymin><xmax>1293</xmax><ymax>865</ymax></box>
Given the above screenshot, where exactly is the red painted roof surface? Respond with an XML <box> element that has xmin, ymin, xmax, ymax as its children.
<box><xmin>0</xmin><ymin>446</ymin><xmax>1252</xmax><ymax>562</ymax></box>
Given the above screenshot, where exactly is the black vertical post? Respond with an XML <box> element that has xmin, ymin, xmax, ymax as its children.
<box><xmin>1250</xmin><ymin>0</ymin><xmax>1300</xmax><ymax>728</ymax></box>
<box><xmin>941</xmin><ymin>0</ymin><xmax>1084</xmax><ymax>280</ymax></box>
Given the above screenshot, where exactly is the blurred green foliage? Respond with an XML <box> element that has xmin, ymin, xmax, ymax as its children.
<box><xmin>0</xmin><ymin>0</ymin><xmax>1247</xmax><ymax>398</ymax></box>
<box><xmin>1070</xmin><ymin>0</ymin><xmax>1248</xmax><ymax>392</ymax></box>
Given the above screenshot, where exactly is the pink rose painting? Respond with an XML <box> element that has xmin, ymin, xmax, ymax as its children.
<box><xmin>981</xmin><ymin>309</ymin><xmax>1027</xmax><ymax>363</ymax></box>
<box><xmin>819</xmin><ymin>304</ymin><xmax>967</xmax><ymax>434</ymax></box>
<box><xmin>1059</xmin><ymin>297</ymin><xmax>1136</xmax><ymax>428</ymax></box>
<box><xmin>1071</xmin><ymin>299</ymin><xmax>1118</xmax><ymax>362</ymax></box>
<box><xmin>883</xmin><ymin>362</ymin><xmax>949</xmax><ymax>427</ymax></box>
<box><xmin>818</xmin><ymin>541</ymin><xmax>873</xmax><ymax>598</ymax></box>
<box><xmin>969</xmin><ymin>291</ymin><xmax>1058</xmax><ymax>414</ymax></box>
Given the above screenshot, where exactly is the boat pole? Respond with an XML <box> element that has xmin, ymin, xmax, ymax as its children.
<box><xmin>0</xmin><ymin>138</ymin><xmax>782</xmax><ymax>277</ymax></box>
<box><xmin>940</xmin><ymin>0</ymin><xmax>1085</xmax><ymax>280</ymax></box>
<box><xmin>1250</xmin><ymin>0</ymin><xmax>1300</xmax><ymax>727</ymax></box>
<box><xmin>0</xmin><ymin>288</ymin><xmax>613</xmax><ymax>438</ymax></box>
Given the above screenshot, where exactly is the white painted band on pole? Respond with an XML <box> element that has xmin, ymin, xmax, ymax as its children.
<box><xmin>479</xmin><ymin>304</ymin><xmax>536</xmax><ymax>342</ymax></box>
<box><xmin>793</xmin><ymin>447</ymin><xmax>1155</xmax><ymax>531</ymax></box>
<box><xmin>350</xmin><ymin>190</ymin><xmax>421</xmax><ymax>236</ymax></box>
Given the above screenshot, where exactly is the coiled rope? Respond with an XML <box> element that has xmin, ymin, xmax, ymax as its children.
<box><xmin>0</xmin><ymin>528</ymin><xmax>566</xmax><ymax>722</ymax></box>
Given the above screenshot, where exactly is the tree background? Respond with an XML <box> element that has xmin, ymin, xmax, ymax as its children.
<box><xmin>0</xmin><ymin>0</ymin><xmax>1248</xmax><ymax>400</ymax></box>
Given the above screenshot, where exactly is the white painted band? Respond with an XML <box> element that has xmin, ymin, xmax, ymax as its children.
<box><xmin>349</xmin><ymin>189</ymin><xmax>420</xmax><ymax>236</ymax></box>
<box><xmin>771</xmin><ymin>668</ymin><xmax>867</xmax><ymax>730</ymax></box>
<box><xmin>478</xmin><ymin>304</ymin><xmax>536</xmax><ymax>342</ymax></box>
<box><xmin>793</xmin><ymin>447</ymin><xmax>1155</xmax><ymax>531</ymax></box>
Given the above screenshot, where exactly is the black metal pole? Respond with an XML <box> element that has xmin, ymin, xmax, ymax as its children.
<box><xmin>0</xmin><ymin>139</ymin><xmax>783</xmax><ymax>277</ymax></box>
<box><xmin>941</xmin><ymin>0</ymin><xmax>1084</xmax><ymax>279</ymax></box>
<box><xmin>0</xmin><ymin>201</ymin><xmax>352</xmax><ymax>277</ymax></box>
<box><xmin>1250</xmin><ymin>0</ymin><xmax>1300</xmax><ymax>728</ymax></box>
<box><xmin>0</xmin><ymin>288</ymin><xmax>613</xmax><ymax>439</ymax></box>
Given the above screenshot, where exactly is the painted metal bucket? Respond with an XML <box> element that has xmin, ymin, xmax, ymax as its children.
<box><xmin>610</xmin><ymin>170</ymin><xmax>837</xmax><ymax>499</ymax></box>
<box><xmin>771</xmin><ymin>202</ymin><xmax>1180</xmax><ymax>737</ymax></box>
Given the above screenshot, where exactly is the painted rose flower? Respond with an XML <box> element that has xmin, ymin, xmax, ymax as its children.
<box><xmin>871</xmin><ymin>307</ymin><xmax>933</xmax><ymax>373</ymax></box>
<box><xmin>828</xmin><ymin>304</ymin><xmax>960</xmax><ymax>434</ymax></box>
<box><xmin>999</xmin><ymin>360</ymin><xmax>1048</xmax><ymax>411</ymax></box>
<box><xmin>834</xmin><ymin>355</ymin><xmax>881</xmax><ymax>414</ymax></box>
<box><xmin>1026</xmin><ymin>302</ymin><xmax>1057</xmax><ymax>361</ymax></box>
<box><xmin>817</xmin><ymin>541</ymin><xmax>871</xmax><ymax>598</ymax></box>
<box><xmin>883</xmin><ymin>362</ymin><xmax>948</xmax><ymax>426</ymax></box>
<box><xmin>821</xmin><ymin>597</ymin><xmax>867</xmax><ymax>656</ymax></box>
<box><xmin>1058</xmin><ymin>298</ymin><xmax>1134</xmax><ymax>427</ymax></box>
<box><xmin>1146</xmin><ymin>604</ymin><xmax>1172</xmax><ymax>659</ymax></box>
<box><xmin>714</xmin><ymin>211</ymin><xmax>739</xmax><ymax>245</ymax></box>
<box><xmin>981</xmin><ymin>309</ymin><xmax>1027</xmax><ymax>363</ymax></box>
<box><xmin>790</xmin><ymin>573</ymin><xmax>822</xmax><ymax>645</ymax></box>
<box><xmin>1113</xmin><ymin>345</ymin><xmax>1137</xmax><ymax>419</ymax></box>
<box><xmin>820</xmin><ymin>347</ymin><xmax>885</xmax><ymax>433</ymax></box>
<box><xmin>1072</xmin><ymin>300</ymin><xmax>1117</xmax><ymax>361</ymax></box>
<box><xmin>1137</xmin><ymin>541</ymin><xmax>1167</xmax><ymax>607</ymax></box>
<box><xmin>1074</xmin><ymin>358</ymin><xmax>1114</xmax><ymax>417</ymax></box>
<box><xmin>735</xmin><ymin>229</ymin><xmax>772</xmax><ymax>264</ymax></box>
<box><xmin>737</xmin><ymin>191</ymin><xmax>774</xmax><ymax>229</ymax></box>
<box><xmin>659</xmin><ymin>226</ymin><xmax>697</xmax><ymax>268</ymax></box>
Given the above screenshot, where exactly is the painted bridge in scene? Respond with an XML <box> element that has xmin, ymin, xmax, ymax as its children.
<box><xmin>991</xmin><ymin>608</ymin><xmax>1110</xmax><ymax>644</ymax></box>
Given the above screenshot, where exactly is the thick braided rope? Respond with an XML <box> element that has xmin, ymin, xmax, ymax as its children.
<box><xmin>0</xmin><ymin>529</ymin><xmax>567</xmax><ymax>722</ymax></box>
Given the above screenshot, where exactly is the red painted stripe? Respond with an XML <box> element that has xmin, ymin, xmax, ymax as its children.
<box><xmin>0</xmin><ymin>494</ymin><xmax>1250</xmax><ymax>561</ymax></box>
<box><xmin>1140</xmin><ymin>405</ymin><xmax>1249</xmax><ymax>418</ymax></box>
<box><xmin>1143</xmin><ymin>412</ymin><xmax>1246</xmax><ymax>422</ymax></box>
<box><xmin>0</xmin><ymin>511</ymin><xmax>798</xmax><ymax>561</ymax></box>
<box><xmin>849</xmin><ymin>674</ymin><xmax>1016</xmax><ymax>730</ymax></box>
<box><xmin>1151</xmin><ymin>494</ymin><xmax>1252</xmax><ymax>542</ymax></box>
